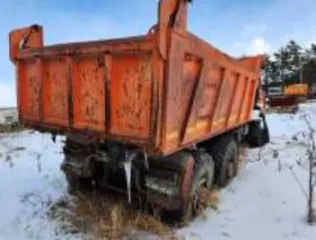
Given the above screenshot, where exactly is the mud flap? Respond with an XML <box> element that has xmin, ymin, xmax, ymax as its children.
<box><xmin>246</xmin><ymin>112</ymin><xmax>270</xmax><ymax>148</ymax></box>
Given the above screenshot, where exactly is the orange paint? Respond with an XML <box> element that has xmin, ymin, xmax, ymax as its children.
<box><xmin>9</xmin><ymin>0</ymin><xmax>264</xmax><ymax>156</ymax></box>
<box><xmin>284</xmin><ymin>84</ymin><xmax>308</xmax><ymax>96</ymax></box>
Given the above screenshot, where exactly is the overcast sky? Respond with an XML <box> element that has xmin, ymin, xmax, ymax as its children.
<box><xmin>1</xmin><ymin>0</ymin><xmax>316</xmax><ymax>107</ymax></box>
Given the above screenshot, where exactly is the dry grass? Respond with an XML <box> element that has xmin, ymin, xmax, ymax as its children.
<box><xmin>193</xmin><ymin>188</ymin><xmax>220</xmax><ymax>223</ymax></box>
<box><xmin>0</xmin><ymin>123</ymin><xmax>23</xmax><ymax>133</ymax></box>
<box><xmin>49</xmin><ymin>191</ymin><xmax>178</xmax><ymax>240</ymax></box>
<box><xmin>49</xmin><ymin>188</ymin><xmax>220</xmax><ymax>240</ymax></box>
<box><xmin>198</xmin><ymin>189</ymin><xmax>219</xmax><ymax>213</ymax></box>
<box><xmin>48</xmin><ymin>148</ymin><xmax>249</xmax><ymax>239</ymax></box>
<box><xmin>238</xmin><ymin>147</ymin><xmax>248</xmax><ymax>169</ymax></box>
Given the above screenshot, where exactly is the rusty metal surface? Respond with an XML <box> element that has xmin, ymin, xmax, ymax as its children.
<box><xmin>9</xmin><ymin>0</ymin><xmax>263</xmax><ymax>156</ymax></box>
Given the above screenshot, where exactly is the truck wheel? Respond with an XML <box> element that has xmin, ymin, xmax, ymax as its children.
<box><xmin>208</xmin><ymin>136</ymin><xmax>238</xmax><ymax>188</ymax></box>
<box><xmin>174</xmin><ymin>151</ymin><xmax>215</xmax><ymax>221</ymax></box>
<box><xmin>65</xmin><ymin>173</ymin><xmax>93</xmax><ymax>194</ymax></box>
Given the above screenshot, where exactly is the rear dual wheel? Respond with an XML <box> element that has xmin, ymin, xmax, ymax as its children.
<box><xmin>173</xmin><ymin>151</ymin><xmax>215</xmax><ymax>222</ymax></box>
<box><xmin>171</xmin><ymin>136</ymin><xmax>239</xmax><ymax>222</ymax></box>
<box><xmin>208</xmin><ymin>136</ymin><xmax>239</xmax><ymax>188</ymax></box>
<box><xmin>181</xmin><ymin>137</ymin><xmax>240</xmax><ymax>222</ymax></box>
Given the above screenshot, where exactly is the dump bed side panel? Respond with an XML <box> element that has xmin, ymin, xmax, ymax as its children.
<box><xmin>110</xmin><ymin>54</ymin><xmax>152</xmax><ymax>139</ymax></box>
<box><xmin>16</xmin><ymin>38</ymin><xmax>156</xmax><ymax>147</ymax></box>
<box><xmin>43</xmin><ymin>57</ymin><xmax>70</xmax><ymax>127</ymax></box>
<box><xmin>18</xmin><ymin>59</ymin><xmax>42</xmax><ymax>123</ymax></box>
<box><xmin>162</xmin><ymin>32</ymin><xmax>260</xmax><ymax>154</ymax></box>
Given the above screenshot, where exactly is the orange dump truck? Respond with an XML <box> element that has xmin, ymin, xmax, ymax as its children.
<box><xmin>9</xmin><ymin>0</ymin><xmax>269</xmax><ymax>220</ymax></box>
<box><xmin>284</xmin><ymin>84</ymin><xmax>308</xmax><ymax>96</ymax></box>
<box><xmin>269</xmin><ymin>84</ymin><xmax>308</xmax><ymax>109</ymax></box>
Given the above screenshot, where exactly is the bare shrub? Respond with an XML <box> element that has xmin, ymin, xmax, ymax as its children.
<box><xmin>301</xmin><ymin>114</ymin><xmax>316</xmax><ymax>225</ymax></box>
<box><xmin>289</xmin><ymin>114</ymin><xmax>316</xmax><ymax>225</ymax></box>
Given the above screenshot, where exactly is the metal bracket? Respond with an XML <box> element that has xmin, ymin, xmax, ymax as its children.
<box><xmin>9</xmin><ymin>24</ymin><xmax>43</xmax><ymax>62</ymax></box>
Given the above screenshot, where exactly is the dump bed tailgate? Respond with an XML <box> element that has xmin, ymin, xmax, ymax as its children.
<box><xmin>13</xmin><ymin>31</ymin><xmax>158</xmax><ymax>146</ymax></box>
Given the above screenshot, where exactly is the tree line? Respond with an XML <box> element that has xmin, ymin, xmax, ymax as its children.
<box><xmin>263</xmin><ymin>40</ymin><xmax>316</xmax><ymax>92</ymax></box>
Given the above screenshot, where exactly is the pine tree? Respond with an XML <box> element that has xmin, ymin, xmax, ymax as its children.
<box><xmin>303</xmin><ymin>44</ymin><xmax>316</xmax><ymax>93</ymax></box>
<box><xmin>262</xmin><ymin>40</ymin><xmax>304</xmax><ymax>85</ymax></box>
<box><xmin>287</xmin><ymin>40</ymin><xmax>303</xmax><ymax>72</ymax></box>
<box><xmin>262</xmin><ymin>56</ymin><xmax>279</xmax><ymax>84</ymax></box>
<box><xmin>262</xmin><ymin>40</ymin><xmax>316</xmax><ymax>90</ymax></box>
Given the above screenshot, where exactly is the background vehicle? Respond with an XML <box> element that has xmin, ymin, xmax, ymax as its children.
<box><xmin>268</xmin><ymin>84</ymin><xmax>308</xmax><ymax>111</ymax></box>
<box><xmin>267</xmin><ymin>86</ymin><xmax>283</xmax><ymax>97</ymax></box>
<box><xmin>9</xmin><ymin>0</ymin><xmax>269</xmax><ymax>220</ymax></box>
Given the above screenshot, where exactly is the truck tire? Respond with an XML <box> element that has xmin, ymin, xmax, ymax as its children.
<box><xmin>173</xmin><ymin>151</ymin><xmax>215</xmax><ymax>221</ymax></box>
<box><xmin>190</xmin><ymin>151</ymin><xmax>215</xmax><ymax>215</ymax></box>
<box><xmin>208</xmin><ymin>136</ymin><xmax>238</xmax><ymax>188</ymax></box>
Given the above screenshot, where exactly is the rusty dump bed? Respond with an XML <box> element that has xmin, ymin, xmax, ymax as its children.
<box><xmin>9</xmin><ymin>0</ymin><xmax>263</xmax><ymax>156</ymax></box>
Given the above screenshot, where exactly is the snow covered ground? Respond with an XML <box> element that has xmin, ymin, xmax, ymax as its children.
<box><xmin>181</xmin><ymin>102</ymin><xmax>316</xmax><ymax>240</ymax></box>
<box><xmin>0</xmin><ymin>132</ymin><xmax>72</xmax><ymax>240</ymax></box>
<box><xmin>1</xmin><ymin>103</ymin><xmax>316</xmax><ymax>240</ymax></box>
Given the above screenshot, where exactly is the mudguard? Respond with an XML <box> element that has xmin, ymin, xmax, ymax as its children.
<box><xmin>246</xmin><ymin>112</ymin><xmax>270</xmax><ymax>148</ymax></box>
